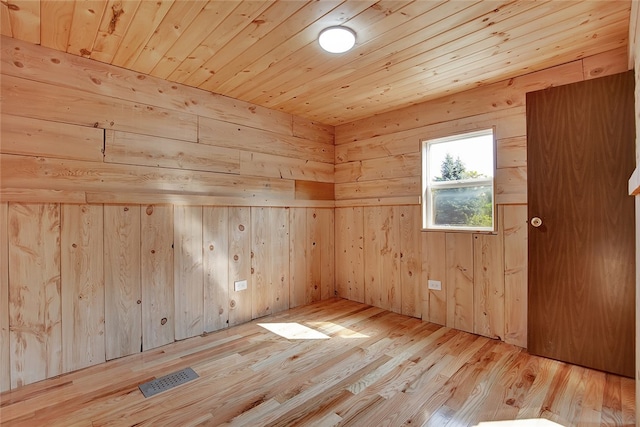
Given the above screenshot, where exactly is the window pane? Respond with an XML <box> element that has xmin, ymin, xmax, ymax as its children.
<box><xmin>431</xmin><ymin>185</ymin><xmax>493</xmax><ymax>228</ymax></box>
<box><xmin>422</xmin><ymin>128</ymin><xmax>495</xmax><ymax>231</ymax></box>
<box><xmin>428</xmin><ymin>133</ymin><xmax>494</xmax><ymax>182</ymax></box>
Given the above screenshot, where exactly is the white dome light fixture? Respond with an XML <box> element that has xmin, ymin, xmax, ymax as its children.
<box><xmin>318</xmin><ymin>26</ymin><xmax>356</xmax><ymax>54</ymax></box>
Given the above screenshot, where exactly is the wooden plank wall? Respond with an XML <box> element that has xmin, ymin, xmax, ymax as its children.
<box><xmin>8</xmin><ymin>204</ymin><xmax>62</xmax><ymax>389</ymax></box>
<box><xmin>627</xmin><ymin>2</ymin><xmax>640</xmax><ymax>424</ymax></box>
<box><xmin>0</xmin><ymin>37</ymin><xmax>335</xmax><ymax>391</ymax></box>
<box><xmin>0</xmin><ymin>35</ymin><xmax>335</xmax><ymax>205</ymax></box>
<box><xmin>1</xmin><ymin>203</ymin><xmax>333</xmax><ymax>389</ymax></box>
<box><xmin>61</xmin><ymin>204</ymin><xmax>105</xmax><ymax>373</ymax></box>
<box><xmin>334</xmin><ymin>47</ymin><xmax>629</xmax><ymax>348</ymax></box>
<box><xmin>0</xmin><ymin>202</ymin><xmax>9</xmax><ymax>392</ymax></box>
<box><xmin>0</xmin><ymin>35</ymin><xmax>630</xmax><ymax>393</ymax></box>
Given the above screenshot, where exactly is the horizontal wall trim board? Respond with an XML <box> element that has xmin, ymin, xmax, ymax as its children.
<box><xmin>0</xmin><ymin>189</ymin><xmax>336</xmax><ymax>208</ymax></box>
<box><xmin>86</xmin><ymin>193</ymin><xmax>336</xmax><ymax>208</ymax></box>
<box><xmin>334</xmin><ymin>197</ymin><xmax>421</xmax><ymax>207</ymax></box>
<box><xmin>0</xmin><ymin>188</ymin><xmax>88</xmax><ymax>204</ymax></box>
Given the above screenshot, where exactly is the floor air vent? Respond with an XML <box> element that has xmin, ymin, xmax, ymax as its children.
<box><xmin>138</xmin><ymin>367</ymin><xmax>199</xmax><ymax>398</ymax></box>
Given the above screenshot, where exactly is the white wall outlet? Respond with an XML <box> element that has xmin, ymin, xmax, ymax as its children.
<box><xmin>428</xmin><ymin>280</ymin><xmax>442</xmax><ymax>291</ymax></box>
<box><xmin>234</xmin><ymin>280</ymin><xmax>248</xmax><ymax>292</ymax></box>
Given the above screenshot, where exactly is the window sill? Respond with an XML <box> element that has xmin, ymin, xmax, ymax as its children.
<box><xmin>421</xmin><ymin>227</ymin><xmax>497</xmax><ymax>235</ymax></box>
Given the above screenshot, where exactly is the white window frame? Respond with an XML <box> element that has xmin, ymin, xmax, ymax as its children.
<box><xmin>421</xmin><ymin>128</ymin><xmax>496</xmax><ymax>232</ymax></box>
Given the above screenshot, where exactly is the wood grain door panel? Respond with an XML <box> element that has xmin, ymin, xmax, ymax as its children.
<box><xmin>526</xmin><ymin>71</ymin><xmax>635</xmax><ymax>377</ymax></box>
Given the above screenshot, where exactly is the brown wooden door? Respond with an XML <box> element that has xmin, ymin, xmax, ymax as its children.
<box><xmin>526</xmin><ymin>71</ymin><xmax>635</xmax><ymax>378</ymax></box>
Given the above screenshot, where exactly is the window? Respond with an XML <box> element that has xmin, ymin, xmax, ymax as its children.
<box><xmin>422</xmin><ymin>128</ymin><xmax>495</xmax><ymax>231</ymax></box>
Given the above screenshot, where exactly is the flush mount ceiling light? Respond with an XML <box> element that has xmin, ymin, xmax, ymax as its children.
<box><xmin>318</xmin><ymin>26</ymin><xmax>356</xmax><ymax>53</ymax></box>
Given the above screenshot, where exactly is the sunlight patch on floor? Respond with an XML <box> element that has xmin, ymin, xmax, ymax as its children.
<box><xmin>257</xmin><ymin>323</ymin><xmax>330</xmax><ymax>340</ymax></box>
<box><xmin>306</xmin><ymin>321</ymin><xmax>370</xmax><ymax>338</ymax></box>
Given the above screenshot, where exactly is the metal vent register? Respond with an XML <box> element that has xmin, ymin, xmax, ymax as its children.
<box><xmin>138</xmin><ymin>367</ymin><xmax>199</xmax><ymax>398</ymax></box>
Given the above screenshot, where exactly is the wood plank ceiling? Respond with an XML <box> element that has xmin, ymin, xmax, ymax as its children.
<box><xmin>0</xmin><ymin>0</ymin><xmax>631</xmax><ymax>126</ymax></box>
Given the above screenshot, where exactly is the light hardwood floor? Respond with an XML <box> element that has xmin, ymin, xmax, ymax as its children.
<box><xmin>0</xmin><ymin>298</ymin><xmax>634</xmax><ymax>426</ymax></box>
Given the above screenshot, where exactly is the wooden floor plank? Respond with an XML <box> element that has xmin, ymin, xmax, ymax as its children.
<box><xmin>0</xmin><ymin>298</ymin><xmax>634</xmax><ymax>426</ymax></box>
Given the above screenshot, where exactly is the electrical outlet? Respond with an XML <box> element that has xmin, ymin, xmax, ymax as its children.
<box><xmin>428</xmin><ymin>280</ymin><xmax>442</xmax><ymax>291</ymax></box>
<box><xmin>234</xmin><ymin>280</ymin><xmax>248</xmax><ymax>291</ymax></box>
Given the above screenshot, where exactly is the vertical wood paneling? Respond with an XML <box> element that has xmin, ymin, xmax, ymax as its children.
<box><xmin>421</xmin><ymin>231</ymin><xmax>447</xmax><ymax>325</ymax></box>
<box><xmin>473</xmin><ymin>232</ymin><xmax>505</xmax><ymax>340</ymax></box>
<box><xmin>385</xmin><ymin>206</ymin><xmax>402</xmax><ymax>314</ymax></box>
<box><xmin>399</xmin><ymin>205</ymin><xmax>421</xmax><ymax>318</ymax></box>
<box><xmin>289</xmin><ymin>208</ymin><xmax>307</xmax><ymax>308</ymax></box>
<box><xmin>446</xmin><ymin>233</ymin><xmax>474</xmax><ymax>333</ymax></box>
<box><xmin>307</xmin><ymin>208</ymin><xmax>334</xmax><ymax>302</ymax></box>
<box><xmin>270</xmin><ymin>208</ymin><xmax>290</xmax><ymax>313</ymax></box>
<box><xmin>8</xmin><ymin>203</ymin><xmax>61</xmax><ymax>388</ymax></box>
<box><xmin>321</xmin><ymin>209</ymin><xmax>335</xmax><ymax>301</ymax></box>
<box><xmin>503</xmin><ymin>205</ymin><xmax>528</xmax><ymax>348</ymax></box>
<box><xmin>104</xmin><ymin>205</ymin><xmax>141</xmax><ymax>360</ymax></box>
<box><xmin>203</xmin><ymin>207</ymin><xmax>229</xmax><ymax>332</ymax></box>
<box><xmin>61</xmin><ymin>204</ymin><xmax>105</xmax><ymax>373</ymax></box>
<box><xmin>0</xmin><ymin>202</ymin><xmax>9</xmax><ymax>392</ymax></box>
<box><xmin>289</xmin><ymin>208</ymin><xmax>335</xmax><ymax>307</ymax></box>
<box><xmin>364</xmin><ymin>207</ymin><xmax>383</xmax><ymax>308</ymax></box>
<box><xmin>228</xmin><ymin>207</ymin><xmax>252</xmax><ymax>326</ymax></box>
<box><xmin>141</xmin><ymin>205</ymin><xmax>174</xmax><ymax>350</ymax></box>
<box><xmin>335</xmin><ymin>207</ymin><xmax>364</xmax><ymax>303</ymax></box>
<box><xmin>307</xmin><ymin>209</ymin><xmax>322</xmax><ymax>304</ymax></box>
<box><xmin>364</xmin><ymin>206</ymin><xmax>401</xmax><ymax>313</ymax></box>
<box><xmin>173</xmin><ymin>206</ymin><xmax>204</xmax><ymax>340</ymax></box>
<box><xmin>252</xmin><ymin>207</ymin><xmax>271</xmax><ymax>319</ymax></box>
<box><xmin>251</xmin><ymin>207</ymin><xmax>291</xmax><ymax>318</ymax></box>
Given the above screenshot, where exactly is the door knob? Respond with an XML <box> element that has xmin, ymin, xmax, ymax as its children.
<box><xmin>530</xmin><ymin>217</ymin><xmax>543</xmax><ymax>227</ymax></box>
